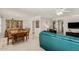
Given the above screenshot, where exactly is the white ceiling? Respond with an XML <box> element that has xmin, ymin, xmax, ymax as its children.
<box><xmin>0</xmin><ymin>8</ymin><xmax>56</xmax><ymax>17</ymax></box>
<box><xmin>0</xmin><ymin>8</ymin><xmax>79</xmax><ymax>19</ymax></box>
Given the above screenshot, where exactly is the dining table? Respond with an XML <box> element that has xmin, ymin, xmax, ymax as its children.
<box><xmin>7</xmin><ymin>29</ymin><xmax>28</xmax><ymax>45</ymax></box>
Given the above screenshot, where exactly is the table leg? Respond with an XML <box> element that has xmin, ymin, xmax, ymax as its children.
<box><xmin>7</xmin><ymin>38</ymin><xmax>9</xmax><ymax>45</ymax></box>
<box><xmin>26</xmin><ymin>36</ymin><xmax>27</xmax><ymax>40</ymax></box>
<box><xmin>12</xmin><ymin>37</ymin><xmax>16</xmax><ymax>45</ymax></box>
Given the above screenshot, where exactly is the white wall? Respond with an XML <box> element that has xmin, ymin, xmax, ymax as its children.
<box><xmin>56</xmin><ymin>15</ymin><xmax>79</xmax><ymax>35</ymax></box>
<box><xmin>40</xmin><ymin>17</ymin><xmax>53</xmax><ymax>31</ymax></box>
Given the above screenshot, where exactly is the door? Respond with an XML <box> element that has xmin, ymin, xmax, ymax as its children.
<box><xmin>58</xmin><ymin>20</ymin><xmax>63</xmax><ymax>34</ymax></box>
<box><xmin>32</xmin><ymin>20</ymin><xmax>40</xmax><ymax>38</ymax></box>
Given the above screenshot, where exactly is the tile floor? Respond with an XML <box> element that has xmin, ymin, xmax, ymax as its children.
<box><xmin>0</xmin><ymin>35</ymin><xmax>44</xmax><ymax>51</ymax></box>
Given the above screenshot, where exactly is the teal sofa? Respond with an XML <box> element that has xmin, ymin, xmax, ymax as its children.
<box><xmin>39</xmin><ymin>31</ymin><xmax>79</xmax><ymax>51</ymax></box>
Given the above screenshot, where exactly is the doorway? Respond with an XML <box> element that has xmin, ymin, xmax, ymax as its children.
<box><xmin>32</xmin><ymin>20</ymin><xmax>41</xmax><ymax>38</ymax></box>
<box><xmin>58</xmin><ymin>20</ymin><xmax>64</xmax><ymax>34</ymax></box>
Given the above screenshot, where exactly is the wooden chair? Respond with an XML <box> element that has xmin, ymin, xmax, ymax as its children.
<box><xmin>7</xmin><ymin>30</ymin><xmax>14</xmax><ymax>45</ymax></box>
<box><xmin>26</xmin><ymin>28</ymin><xmax>30</xmax><ymax>39</ymax></box>
<box><xmin>6</xmin><ymin>29</ymin><xmax>17</xmax><ymax>44</ymax></box>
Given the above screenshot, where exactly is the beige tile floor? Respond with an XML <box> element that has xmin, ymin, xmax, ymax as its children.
<box><xmin>0</xmin><ymin>35</ymin><xmax>44</xmax><ymax>51</ymax></box>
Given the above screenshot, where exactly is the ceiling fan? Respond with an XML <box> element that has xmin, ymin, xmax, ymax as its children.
<box><xmin>56</xmin><ymin>8</ymin><xmax>70</xmax><ymax>16</ymax></box>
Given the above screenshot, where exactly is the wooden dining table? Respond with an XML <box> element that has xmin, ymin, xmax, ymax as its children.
<box><xmin>7</xmin><ymin>30</ymin><xmax>28</xmax><ymax>45</ymax></box>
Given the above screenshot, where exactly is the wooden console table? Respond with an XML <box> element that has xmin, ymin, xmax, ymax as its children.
<box><xmin>66</xmin><ymin>32</ymin><xmax>79</xmax><ymax>38</ymax></box>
